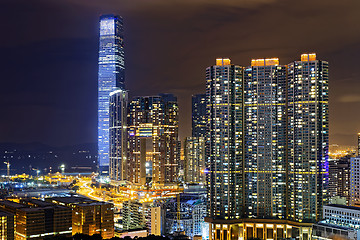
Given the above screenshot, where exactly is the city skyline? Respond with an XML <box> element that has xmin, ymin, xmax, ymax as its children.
<box><xmin>1</xmin><ymin>1</ymin><xmax>360</xmax><ymax>239</ymax></box>
<box><xmin>1</xmin><ymin>0</ymin><xmax>360</xmax><ymax>147</ymax></box>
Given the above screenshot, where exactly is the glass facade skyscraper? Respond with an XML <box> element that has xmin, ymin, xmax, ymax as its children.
<box><xmin>109</xmin><ymin>89</ymin><xmax>128</xmax><ymax>181</ymax></box>
<box><xmin>98</xmin><ymin>14</ymin><xmax>125</xmax><ymax>174</ymax></box>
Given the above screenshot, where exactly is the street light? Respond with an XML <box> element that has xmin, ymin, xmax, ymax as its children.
<box><xmin>60</xmin><ymin>164</ymin><xmax>65</xmax><ymax>174</ymax></box>
<box><xmin>3</xmin><ymin>161</ymin><xmax>10</xmax><ymax>178</ymax></box>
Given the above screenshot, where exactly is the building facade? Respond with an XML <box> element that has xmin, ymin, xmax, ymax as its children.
<box><xmin>358</xmin><ymin>133</ymin><xmax>360</xmax><ymax>155</ymax></box>
<box><xmin>287</xmin><ymin>54</ymin><xmax>329</xmax><ymax>222</ymax></box>
<box><xmin>312</xmin><ymin>204</ymin><xmax>360</xmax><ymax>240</ymax></box>
<box><xmin>351</xmin><ymin>156</ymin><xmax>360</xmax><ymax>206</ymax></box>
<box><xmin>192</xmin><ymin>94</ymin><xmax>207</xmax><ymax>138</ymax></box>
<box><xmin>121</xmin><ymin>200</ymin><xmax>146</xmax><ymax>231</ymax></box>
<box><xmin>206</xmin><ymin>58</ymin><xmax>244</xmax><ymax>220</ymax></box>
<box><xmin>109</xmin><ymin>89</ymin><xmax>128</xmax><ymax>181</ymax></box>
<box><xmin>328</xmin><ymin>156</ymin><xmax>351</xmax><ymax>204</ymax></box>
<box><xmin>184</xmin><ymin>137</ymin><xmax>205</xmax><ymax>184</ymax></box>
<box><xmin>0</xmin><ymin>199</ymin><xmax>72</xmax><ymax>240</ymax></box>
<box><xmin>206</xmin><ymin>54</ymin><xmax>329</xmax><ymax>240</ymax></box>
<box><xmin>98</xmin><ymin>14</ymin><xmax>125</xmax><ymax>174</ymax></box>
<box><xmin>128</xmin><ymin>94</ymin><xmax>179</xmax><ymax>185</ymax></box>
<box><xmin>0</xmin><ymin>210</ymin><xmax>14</xmax><ymax>240</ymax></box>
<box><xmin>244</xmin><ymin>58</ymin><xmax>287</xmax><ymax>219</ymax></box>
<box><xmin>154</xmin><ymin>192</ymin><xmax>207</xmax><ymax>238</ymax></box>
<box><xmin>47</xmin><ymin>196</ymin><xmax>114</xmax><ymax>239</ymax></box>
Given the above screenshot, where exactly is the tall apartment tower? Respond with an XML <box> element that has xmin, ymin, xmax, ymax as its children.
<box><xmin>328</xmin><ymin>156</ymin><xmax>351</xmax><ymax>204</ymax></box>
<box><xmin>287</xmin><ymin>53</ymin><xmax>329</xmax><ymax>222</ymax></box>
<box><xmin>184</xmin><ymin>93</ymin><xmax>207</xmax><ymax>184</ymax></box>
<box><xmin>192</xmin><ymin>94</ymin><xmax>207</xmax><ymax>138</ymax></box>
<box><xmin>350</xmin><ymin>156</ymin><xmax>360</xmax><ymax>206</ymax></box>
<box><xmin>244</xmin><ymin>58</ymin><xmax>287</xmax><ymax>219</ymax></box>
<box><xmin>206</xmin><ymin>54</ymin><xmax>329</xmax><ymax>240</ymax></box>
<box><xmin>205</xmin><ymin>58</ymin><xmax>244</xmax><ymax>221</ymax></box>
<box><xmin>109</xmin><ymin>89</ymin><xmax>128</xmax><ymax>181</ymax></box>
<box><xmin>98</xmin><ymin>14</ymin><xmax>125</xmax><ymax>175</ymax></box>
<box><xmin>184</xmin><ymin>137</ymin><xmax>205</xmax><ymax>184</ymax></box>
<box><xmin>358</xmin><ymin>133</ymin><xmax>360</xmax><ymax>155</ymax></box>
<box><xmin>128</xmin><ymin>94</ymin><xmax>179</xmax><ymax>185</ymax></box>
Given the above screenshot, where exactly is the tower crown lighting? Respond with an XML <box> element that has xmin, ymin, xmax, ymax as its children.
<box><xmin>301</xmin><ymin>53</ymin><xmax>317</xmax><ymax>61</ymax></box>
<box><xmin>251</xmin><ymin>58</ymin><xmax>279</xmax><ymax>66</ymax></box>
<box><xmin>216</xmin><ymin>58</ymin><xmax>231</xmax><ymax>66</ymax></box>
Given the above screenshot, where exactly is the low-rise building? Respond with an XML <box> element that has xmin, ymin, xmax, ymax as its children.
<box><xmin>0</xmin><ymin>209</ymin><xmax>14</xmax><ymax>240</ymax></box>
<box><xmin>0</xmin><ymin>199</ymin><xmax>72</xmax><ymax>240</ymax></box>
<box><xmin>312</xmin><ymin>204</ymin><xmax>360</xmax><ymax>240</ymax></box>
<box><xmin>122</xmin><ymin>200</ymin><xmax>146</xmax><ymax>230</ymax></box>
<box><xmin>47</xmin><ymin>196</ymin><xmax>114</xmax><ymax>239</ymax></box>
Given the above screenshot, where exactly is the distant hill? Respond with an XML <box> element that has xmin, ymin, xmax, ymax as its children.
<box><xmin>0</xmin><ymin>142</ymin><xmax>97</xmax><ymax>175</ymax></box>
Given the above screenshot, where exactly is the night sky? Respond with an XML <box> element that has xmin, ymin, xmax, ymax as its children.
<box><xmin>1</xmin><ymin>0</ymin><xmax>360</xmax><ymax>147</ymax></box>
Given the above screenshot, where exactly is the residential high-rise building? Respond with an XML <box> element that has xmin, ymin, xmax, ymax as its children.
<box><xmin>98</xmin><ymin>14</ymin><xmax>125</xmax><ymax>175</ymax></box>
<box><xmin>205</xmin><ymin>58</ymin><xmax>244</xmax><ymax>221</ymax></box>
<box><xmin>128</xmin><ymin>94</ymin><xmax>179</xmax><ymax>185</ymax></box>
<box><xmin>206</xmin><ymin>54</ymin><xmax>328</xmax><ymax>240</ymax></box>
<box><xmin>122</xmin><ymin>200</ymin><xmax>146</xmax><ymax>231</ymax></box>
<box><xmin>109</xmin><ymin>89</ymin><xmax>128</xmax><ymax>181</ymax></box>
<box><xmin>358</xmin><ymin>133</ymin><xmax>360</xmax><ymax>155</ymax></box>
<box><xmin>244</xmin><ymin>58</ymin><xmax>287</xmax><ymax>219</ymax></box>
<box><xmin>287</xmin><ymin>53</ymin><xmax>329</xmax><ymax>222</ymax></box>
<box><xmin>328</xmin><ymin>158</ymin><xmax>338</xmax><ymax>198</ymax></box>
<box><xmin>184</xmin><ymin>137</ymin><xmax>205</xmax><ymax>184</ymax></box>
<box><xmin>192</xmin><ymin>94</ymin><xmax>207</xmax><ymax>138</ymax></box>
<box><xmin>328</xmin><ymin>156</ymin><xmax>351</xmax><ymax>204</ymax></box>
<box><xmin>351</xmin><ymin>156</ymin><xmax>360</xmax><ymax>206</ymax></box>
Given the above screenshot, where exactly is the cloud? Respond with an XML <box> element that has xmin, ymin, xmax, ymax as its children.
<box><xmin>338</xmin><ymin>95</ymin><xmax>360</xmax><ymax>103</ymax></box>
<box><xmin>1</xmin><ymin>0</ymin><xmax>360</xmax><ymax>145</ymax></box>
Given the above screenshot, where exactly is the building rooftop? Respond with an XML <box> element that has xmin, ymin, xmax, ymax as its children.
<box><xmin>0</xmin><ymin>200</ymin><xmax>26</xmax><ymax>209</ymax></box>
<box><xmin>0</xmin><ymin>209</ymin><xmax>14</xmax><ymax>217</ymax></box>
<box><xmin>326</xmin><ymin>204</ymin><xmax>360</xmax><ymax>211</ymax></box>
<box><xmin>315</xmin><ymin>222</ymin><xmax>354</xmax><ymax>231</ymax></box>
<box><xmin>48</xmin><ymin>196</ymin><xmax>96</xmax><ymax>204</ymax></box>
<box><xmin>0</xmin><ymin>199</ymin><xmax>69</xmax><ymax>212</ymax></box>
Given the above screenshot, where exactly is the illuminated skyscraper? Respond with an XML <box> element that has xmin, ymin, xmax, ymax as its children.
<box><xmin>192</xmin><ymin>94</ymin><xmax>207</xmax><ymax>138</ymax></box>
<box><xmin>287</xmin><ymin>53</ymin><xmax>329</xmax><ymax>222</ymax></box>
<box><xmin>98</xmin><ymin>14</ymin><xmax>125</xmax><ymax>174</ymax></box>
<box><xmin>205</xmin><ymin>58</ymin><xmax>244</xmax><ymax>221</ymax></box>
<box><xmin>128</xmin><ymin>94</ymin><xmax>179</xmax><ymax>185</ymax></box>
<box><xmin>244</xmin><ymin>58</ymin><xmax>287</xmax><ymax>219</ymax></box>
<box><xmin>109</xmin><ymin>89</ymin><xmax>128</xmax><ymax>181</ymax></box>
